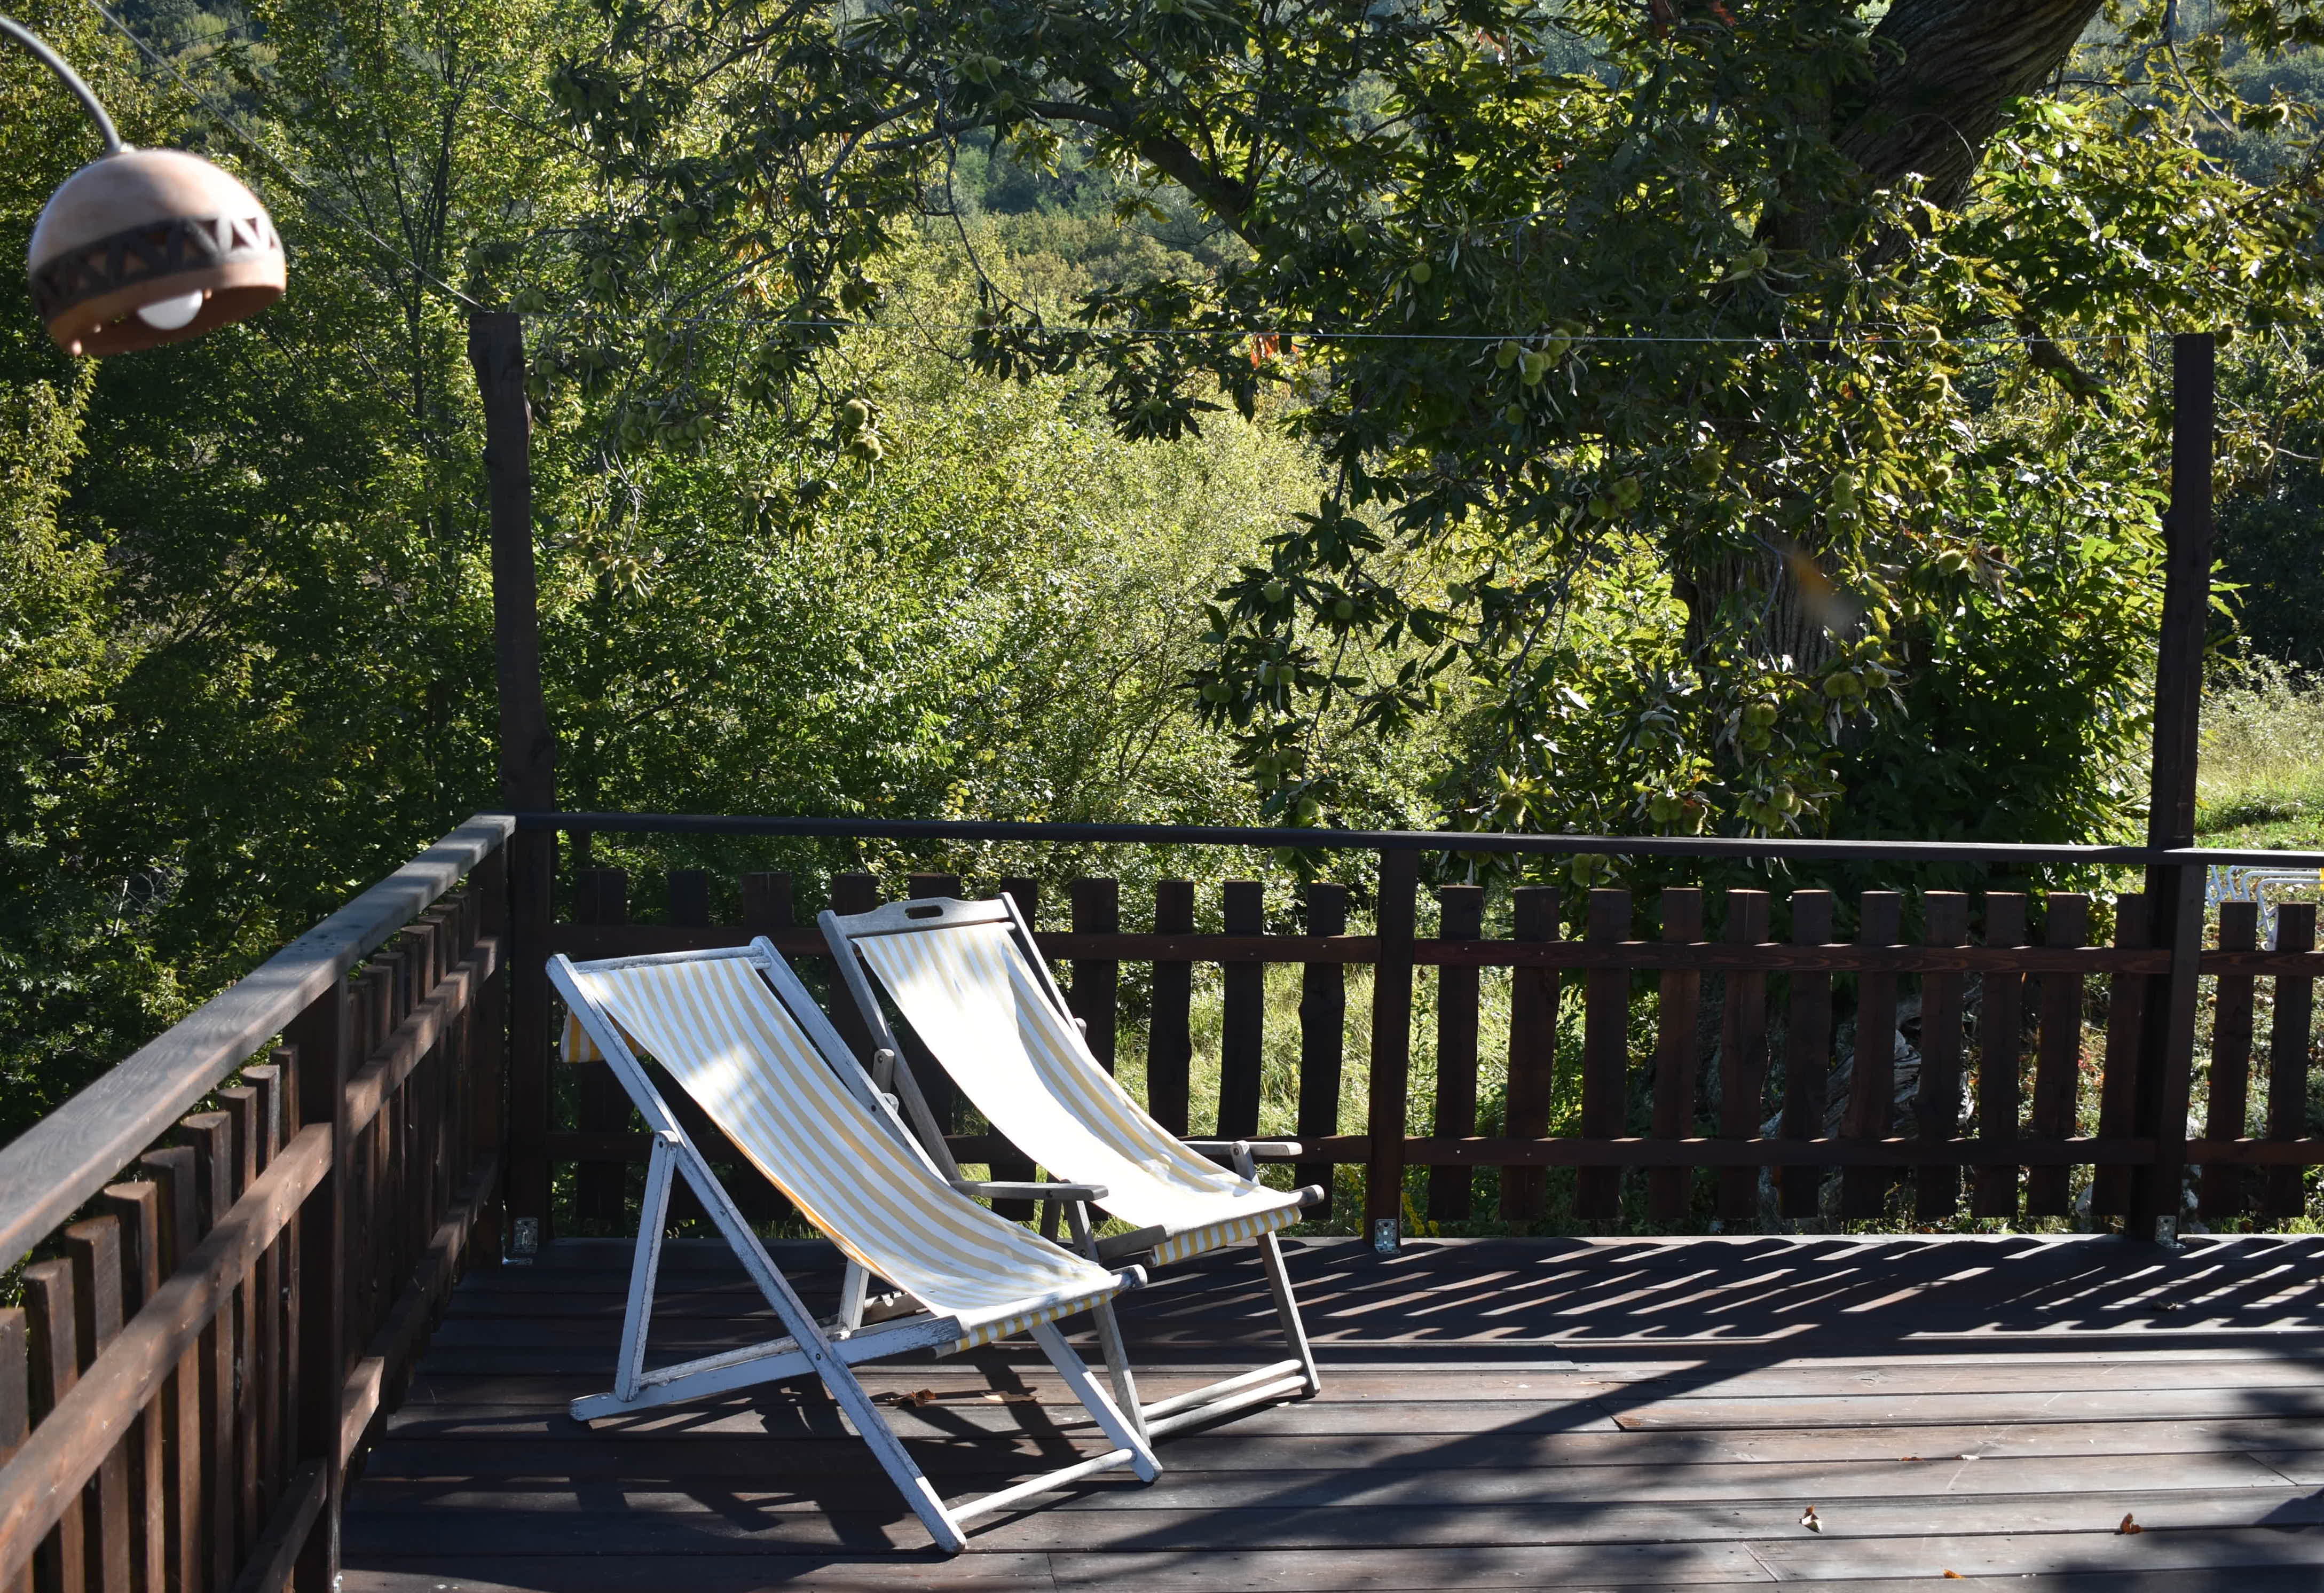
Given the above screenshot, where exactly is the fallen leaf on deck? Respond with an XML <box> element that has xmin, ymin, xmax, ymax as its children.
<box><xmin>2119</xmin><ymin>1513</ymin><xmax>2143</xmax><ymax>1534</ymax></box>
<box><xmin>879</xmin><ymin>1387</ymin><xmax>1038</xmax><ymax>1407</ymax></box>
<box><xmin>1900</xmin><ymin>1455</ymin><xmax>1921</xmax><ymax>1462</ymax></box>
<box><xmin>1943</xmin><ymin>1572</ymin><xmax>1963</xmax><ymax>1580</ymax></box>
<box><xmin>1799</xmin><ymin>1504</ymin><xmax>1819</xmax><ymax>1532</ymax></box>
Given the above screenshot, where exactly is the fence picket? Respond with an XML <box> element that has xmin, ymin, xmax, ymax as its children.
<box><xmin>2265</xmin><ymin>903</ymin><xmax>2317</xmax><ymax>1218</ymax></box>
<box><xmin>1841</xmin><ymin>892</ymin><xmax>1904</xmax><ymax>1219</ymax></box>
<box><xmin>183</xmin><ymin>1112</ymin><xmax>238</xmax><ymax>1585</ymax></box>
<box><xmin>1780</xmin><ymin>891</ymin><xmax>1835</xmax><ymax>1220</ymax></box>
<box><xmin>1714</xmin><ymin>892</ymin><xmax>1773</xmax><ymax>1220</ymax></box>
<box><xmin>94</xmin><ymin>1183</ymin><xmax>163</xmax><ymax>1593</ymax></box>
<box><xmin>2092</xmin><ymin>895</ymin><xmax>2149</xmax><ymax>1219</ymax></box>
<box><xmin>0</xmin><ymin>1308</ymin><xmax>28</xmax><ymax>1593</ymax></box>
<box><xmin>1148</xmin><ymin>882</ymin><xmax>1196</xmax><ymax>1136</ymax></box>
<box><xmin>1068</xmin><ymin>878</ymin><xmax>1121</xmax><ymax>1084</ymax></box>
<box><xmin>21</xmin><ymin>1258</ymin><xmax>84</xmax><ymax>1593</ymax></box>
<box><xmin>135</xmin><ymin>1147</ymin><xmax>201</xmax><ymax>1593</ymax></box>
<box><xmin>1428</xmin><ymin>886</ymin><xmax>1485</xmax><ymax>1222</ymax></box>
<box><xmin>1297</xmin><ymin>884</ymin><xmax>1349</xmax><ymax>1213</ymax></box>
<box><xmin>2028</xmin><ymin>895</ymin><xmax>2091</xmax><ymax>1217</ymax></box>
<box><xmin>572</xmin><ymin>868</ymin><xmax>630</xmax><ymax>1227</ymax></box>
<box><xmin>1915</xmin><ymin>893</ymin><xmax>1971</xmax><ymax>1219</ymax></box>
<box><xmin>1500</xmin><ymin>887</ymin><xmax>1561</xmax><ymax>1223</ymax></box>
<box><xmin>1218</xmin><ymin>882</ymin><xmax>1265</xmax><ymax>1140</ymax></box>
<box><xmin>1649</xmin><ymin>889</ymin><xmax>1704</xmax><ymax>1225</ymax></box>
<box><xmin>1973</xmin><ymin>894</ymin><xmax>2029</xmax><ymax>1221</ymax></box>
<box><xmin>1578</xmin><ymin>890</ymin><xmax>1632</xmax><ymax>1221</ymax></box>
<box><xmin>983</xmin><ymin>877</ymin><xmax>1042</xmax><ymax>1217</ymax></box>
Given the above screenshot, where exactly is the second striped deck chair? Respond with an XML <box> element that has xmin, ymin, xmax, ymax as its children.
<box><xmin>820</xmin><ymin>894</ymin><xmax>1325</xmax><ymax>1440</ymax></box>
<box><xmin>548</xmin><ymin>943</ymin><xmax>1159</xmax><ymax>1553</ymax></box>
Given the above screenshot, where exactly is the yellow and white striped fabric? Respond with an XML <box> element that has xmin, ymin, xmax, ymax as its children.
<box><xmin>564</xmin><ymin>955</ymin><xmax>1123</xmax><ymax>1348</ymax></box>
<box><xmin>855</xmin><ymin>923</ymin><xmax>1305</xmax><ymax>1266</ymax></box>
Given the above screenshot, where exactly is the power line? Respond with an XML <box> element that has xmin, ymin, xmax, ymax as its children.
<box><xmin>83</xmin><ymin>0</ymin><xmax>485</xmax><ymax>312</ymax></box>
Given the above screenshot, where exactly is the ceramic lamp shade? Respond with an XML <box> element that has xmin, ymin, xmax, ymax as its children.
<box><xmin>28</xmin><ymin>147</ymin><xmax>285</xmax><ymax>356</ymax></box>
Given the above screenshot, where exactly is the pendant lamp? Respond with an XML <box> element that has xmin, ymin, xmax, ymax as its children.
<box><xmin>7</xmin><ymin>12</ymin><xmax>285</xmax><ymax>356</ymax></box>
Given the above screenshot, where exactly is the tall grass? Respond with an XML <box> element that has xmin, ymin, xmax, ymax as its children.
<box><xmin>2197</xmin><ymin>658</ymin><xmax>2324</xmax><ymax>834</ymax></box>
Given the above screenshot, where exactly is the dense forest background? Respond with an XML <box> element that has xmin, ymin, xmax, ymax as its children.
<box><xmin>4</xmin><ymin>0</ymin><xmax>2323</xmax><ymax>1215</ymax></box>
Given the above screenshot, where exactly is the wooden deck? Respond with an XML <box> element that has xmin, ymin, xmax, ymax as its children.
<box><xmin>341</xmin><ymin>1233</ymin><xmax>2324</xmax><ymax>1590</ymax></box>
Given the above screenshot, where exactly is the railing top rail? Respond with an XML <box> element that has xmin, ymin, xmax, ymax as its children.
<box><xmin>514</xmin><ymin>811</ymin><xmax>2324</xmax><ymax>872</ymax></box>
<box><xmin>0</xmin><ymin>812</ymin><xmax>511</xmax><ymax>1272</ymax></box>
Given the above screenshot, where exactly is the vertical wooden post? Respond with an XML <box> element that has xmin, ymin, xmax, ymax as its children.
<box><xmin>471</xmin><ymin>843</ymin><xmax>509</xmax><ymax>1268</ymax></box>
<box><xmin>467</xmin><ymin>310</ymin><xmax>555</xmax><ymax>814</ymax></box>
<box><xmin>2131</xmin><ymin>330</ymin><xmax>2216</xmax><ymax>1243</ymax></box>
<box><xmin>1364</xmin><ymin>849</ymin><xmax>1419</xmax><ymax>1250</ymax></box>
<box><xmin>1217</xmin><ymin>881</ymin><xmax>1265</xmax><ymax>1139</ymax></box>
<box><xmin>287</xmin><ymin>980</ymin><xmax>349</xmax><ymax>1593</ymax></box>
<box><xmin>1296</xmin><ymin>883</ymin><xmax>1349</xmax><ymax>1211</ymax></box>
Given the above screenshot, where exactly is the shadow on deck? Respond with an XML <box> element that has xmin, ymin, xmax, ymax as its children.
<box><xmin>342</xmin><ymin>1233</ymin><xmax>2324</xmax><ymax>1590</ymax></box>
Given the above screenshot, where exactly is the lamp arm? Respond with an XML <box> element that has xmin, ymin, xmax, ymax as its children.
<box><xmin>1</xmin><ymin>13</ymin><xmax>124</xmax><ymax>156</ymax></box>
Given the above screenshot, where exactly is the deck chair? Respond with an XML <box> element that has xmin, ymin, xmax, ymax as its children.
<box><xmin>820</xmin><ymin>894</ymin><xmax>1325</xmax><ymax>1439</ymax></box>
<box><xmin>547</xmin><ymin>943</ymin><xmax>1160</xmax><ymax>1553</ymax></box>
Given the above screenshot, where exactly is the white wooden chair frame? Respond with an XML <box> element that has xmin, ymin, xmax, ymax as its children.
<box><xmin>819</xmin><ymin>895</ymin><xmax>1324</xmax><ymax>1441</ymax></box>
<box><xmin>547</xmin><ymin>944</ymin><xmax>1160</xmax><ymax>1553</ymax></box>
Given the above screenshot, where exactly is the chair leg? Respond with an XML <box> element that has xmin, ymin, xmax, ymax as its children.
<box><xmin>1257</xmin><ymin>1230</ymin><xmax>1321</xmax><ymax>1395</ymax></box>
<box><xmin>612</xmin><ymin>1134</ymin><xmax>679</xmax><ymax>1402</ymax></box>
<box><xmin>1029</xmin><ymin>1322</ymin><xmax>1160</xmax><ymax>1481</ymax></box>
<box><xmin>674</xmin><ymin>1144</ymin><xmax>971</xmax><ymax>1553</ymax></box>
<box><xmin>1062</xmin><ymin>1201</ymin><xmax>1147</xmax><ymax>1440</ymax></box>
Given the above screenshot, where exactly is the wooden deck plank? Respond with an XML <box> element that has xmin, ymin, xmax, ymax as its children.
<box><xmin>370</xmin><ymin>1418</ymin><xmax>2324</xmax><ymax>1470</ymax></box>
<box><xmin>342</xmin><ymin>1235</ymin><xmax>2324</xmax><ymax>1588</ymax></box>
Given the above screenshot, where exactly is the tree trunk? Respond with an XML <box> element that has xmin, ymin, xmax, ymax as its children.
<box><xmin>1837</xmin><ymin>0</ymin><xmax>2106</xmax><ymax>209</ymax></box>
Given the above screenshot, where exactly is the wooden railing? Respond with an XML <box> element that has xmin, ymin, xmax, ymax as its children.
<box><xmin>0</xmin><ymin>815</ymin><xmax>509</xmax><ymax>1593</ymax></box>
<box><xmin>507</xmin><ymin>813</ymin><xmax>2324</xmax><ymax>1253</ymax></box>
<box><xmin>5</xmin><ymin>805</ymin><xmax>2318</xmax><ymax>1592</ymax></box>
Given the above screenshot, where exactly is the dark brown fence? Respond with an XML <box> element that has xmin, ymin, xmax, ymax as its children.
<box><xmin>0</xmin><ymin>816</ymin><xmax>508</xmax><ymax>1593</ymax></box>
<box><xmin>504</xmin><ymin>815</ymin><xmax>2324</xmax><ymax>1254</ymax></box>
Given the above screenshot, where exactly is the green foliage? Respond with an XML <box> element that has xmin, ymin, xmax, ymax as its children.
<box><xmin>540</xmin><ymin>0</ymin><xmax>2324</xmax><ymax>869</ymax></box>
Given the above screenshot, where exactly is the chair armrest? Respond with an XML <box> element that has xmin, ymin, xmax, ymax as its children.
<box><xmin>951</xmin><ymin>1179</ymin><xmax>1109</xmax><ymax>1203</ymax></box>
<box><xmin>1184</xmin><ymin>1139</ymin><xmax>1303</xmax><ymax>1159</ymax></box>
<box><xmin>1093</xmin><ymin>1225</ymin><xmax>1170</xmax><ymax>1264</ymax></box>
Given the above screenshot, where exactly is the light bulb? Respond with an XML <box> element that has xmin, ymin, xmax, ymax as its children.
<box><xmin>133</xmin><ymin>289</ymin><xmax>207</xmax><ymax>331</ymax></box>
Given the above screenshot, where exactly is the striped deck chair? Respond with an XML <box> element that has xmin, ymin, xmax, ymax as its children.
<box><xmin>547</xmin><ymin>943</ymin><xmax>1160</xmax><ymax>1553</ymax></box>
<box><xmin>820</xmin><ymin>895</ymin><xmax>1324</xmax><ymax>1440</ymax></box>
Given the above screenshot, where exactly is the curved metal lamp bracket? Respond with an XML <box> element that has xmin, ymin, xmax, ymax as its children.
<box><xmin>0</xmin><ymin>12</ymin><xmax>125</xmax><ymax>155</ymax></box>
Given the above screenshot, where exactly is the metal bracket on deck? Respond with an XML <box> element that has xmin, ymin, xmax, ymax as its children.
<box><xmin>1371</xmin><ymin>1217</ymin><xmax>1398</xmax><ymax>1255</ymax></box>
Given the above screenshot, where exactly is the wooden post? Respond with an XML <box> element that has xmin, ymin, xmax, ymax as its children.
<box><xmin>2131</xmin><ymin>331</ymin><xmax>2216</xmax><ymax>1243</ymax></box>
<box><xmin>466</xmin><ymin>311</ymin><xmax>555</xmax><ymax>814</ymax></box>
<box><xmin>1364</xmin><ymin>850</ymin><xmax>1419</xmax><ymax>1250</ymax></box>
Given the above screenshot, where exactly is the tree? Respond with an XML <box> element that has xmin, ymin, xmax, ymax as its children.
<box><xmin>544</xmin><ymin>0</ymin><xmax>2324</xmax><ymax>852</ymax></box>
